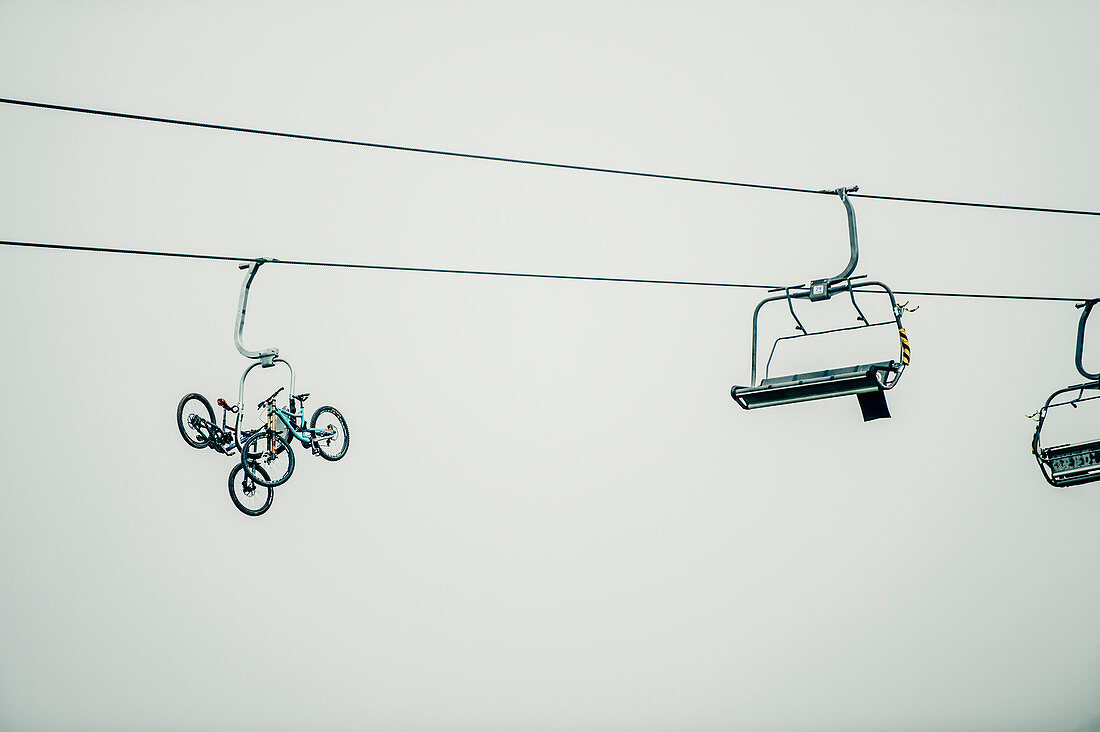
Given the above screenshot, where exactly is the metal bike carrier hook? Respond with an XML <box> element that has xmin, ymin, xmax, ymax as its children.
<box><xmin>234</xmin><ymin>259</ymin><xmax>279</xmax><ymax>366</ymax></box>
<box><xmin>1075</xmin><ymin>298</ymin><xmax>1100</xmax><ymax>380</ymax></box>
<box><xmin>233</xmin><ymin>358</ymin><xmax>296</xmax><ymax>449</ymax></box>
<box><xmin>785</xmin><ymin>287</ymin><xmax>807</xmax><ymax>333</ymax></box>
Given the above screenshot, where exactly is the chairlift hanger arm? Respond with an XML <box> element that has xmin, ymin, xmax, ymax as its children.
<box><xmin>234</xmin><ymin>258</ymin><xmax>280</xmax><ymax>365</ymax></box>
<box><xmin>830</xmin><ymin>187</ymin><xmax>860</xmax><ymax>284</ymax></box>
<box><xmin>762</xmin><ymin>187</ymin><xmax>860</xmax><ymax>302</ymax></box>
<box><xmin>1074</xmin><ymin>298</ymin><xmax>1100</xmax><ymax>381</ymax></box>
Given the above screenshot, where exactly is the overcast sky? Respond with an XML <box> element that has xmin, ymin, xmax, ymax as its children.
<box><xmin>3</xmin><ymin>2</ymin><xmax>1100</xmax><ymax>730</ymax></box>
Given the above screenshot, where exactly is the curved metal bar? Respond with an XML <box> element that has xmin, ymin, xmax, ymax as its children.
<box><xmin>1075</xmin><ymin>299</ymin><xmax>1100</xmax><ymax>380</ymax></box>
<box><xmin>785</xmin><ymin>288</ymin><xmax>807</xmax><ymax>333</ymax></box>
<box><xmin>830</xmin><ymin>187</ymin><xmax>860</xmax><ymax>283</ymax></box>
<box><xmin>851</xmin><ymin>281</ymin><xmax>906</xmax><ymax>386</ymax></box>
<box><xmin>233</xmin><ymin>358</ymin><xmax>295</xmax><ymax>449</ymax></box>
<box><xmin>1032</xmin><ymin>380</ymin><xmax>1100</xmax><ymax>487</ymax></box>
<box><xmin>748</xmin><ymin>291</ymin><xmax>797</xmax><ymax>385</ymax></box>
<box><xmin>747</xmin><ymin>280</ymin><xmax>906</xmax><ymax>387</ymax></box>
<box><xmin>234</xmin><ymin>259</ymin><xmax>280</xmax><ymax>365</ymax></box>
<box><xmin>1034</xmin><ymin>382</ymin><xmax>1100</xmax><ymax>436</ymax></box>
<box><xmin>846</xmin><ymin>279</ymin><xmax>869</xmax><ymax>324</ymax></box>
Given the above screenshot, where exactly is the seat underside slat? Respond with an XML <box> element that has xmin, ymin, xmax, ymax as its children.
<box><xmin>1042</xmin><ymin>439</ymin><xmax>1100</xmax><ymax>485</ymax></box>
<box><xmin>731</xmin><ymin>361</ymin><xmax>896</xmax><ymax>410</ymax></box>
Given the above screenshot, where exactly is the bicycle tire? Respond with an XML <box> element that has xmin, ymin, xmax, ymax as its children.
<box><xmin>241</xmin><ymin>430</ymin><xmax>295</xmax><ymax>487</ymax></box>
<box><xmin>228</xmin><ymin>462</ymin><xmax>273</xmax><ymax>517</ymax></box>
<box><xmin>177</xmin><ymin>393</ymin><xmax>215</xmax><ymax>449</ymax></box>
<box><xmin>310</xmin><ymin>406</ymin><xmax>349</xmax><ymax>461</ymax></box>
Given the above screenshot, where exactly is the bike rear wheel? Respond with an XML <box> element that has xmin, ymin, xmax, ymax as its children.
<box><xmin>228</xmin><ymin>462</ymin><xmax>273</xmax><ymax>516</ymax></box>
<box><xmin>177</xmin><ymin>393</ymin><xmax>215</xmax><ymax>449</ymax></box>
<box><xmin>310</xmin><ymin>406</ymin><xmax>349</xmax><ymax>461</ymax></box>
<box><xmin>241</xmin><ymin>430</ymin><xmax>295</xmax><ymax>487</ymax></box>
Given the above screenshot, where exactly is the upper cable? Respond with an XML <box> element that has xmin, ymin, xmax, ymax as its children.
<box><xmin>2</xmin><ymin>97</ymin><xmax>1098</xmax><ymax>217</ymax></box>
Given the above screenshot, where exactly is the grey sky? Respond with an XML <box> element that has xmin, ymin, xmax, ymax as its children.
<box><xmin>2</xmin><ymin>2</ymin><xmax>1100</xmax><ymax>730</ymax></box>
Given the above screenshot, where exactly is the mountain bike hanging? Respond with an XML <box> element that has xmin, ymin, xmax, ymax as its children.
<box><xmin>175</xmin><ymin>259</ymin><xmax>350</xmax><ymax>516</ymax></box>
<box><xmin>1031</xmin><ymin>299</ymin><xmax>1100</xmax><ymax>488</ymax></box>
<box><xmin>730</xmin><ymin>187</ymin><xmax>912</xmax><ymax>422</ymax></box>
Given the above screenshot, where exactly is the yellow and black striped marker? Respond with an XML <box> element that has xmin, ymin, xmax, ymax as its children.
<box><xmin>899</xmin><ymin>327</ymin><xmax>911</xmax><ymax>365</ymax></box>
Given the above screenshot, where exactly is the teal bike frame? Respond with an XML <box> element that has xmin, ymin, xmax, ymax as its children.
<box><xmin>265</xmin><ymin>396</ymin><xmax>337</xmax><ymax>448</ymax></box>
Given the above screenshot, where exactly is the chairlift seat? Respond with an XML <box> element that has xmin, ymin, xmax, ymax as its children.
<box><xmin>731</xmin><ymin>360</ymin><xmax>898</xmax><ymax>411</ymax></box>
<box><xmin>728</xmin><ymin>190</ymin><xmax>909</xmax><ymax>422</ymax></box>
<box><xmin>1030</xmin><ymin>300</ymin><xmax>1100</xmax><ymax>488</ymax></box>
<box><xmin>1039</xmin><ymin>438</ymin><xmax>1100</xmax><ymax>487</ymax></box>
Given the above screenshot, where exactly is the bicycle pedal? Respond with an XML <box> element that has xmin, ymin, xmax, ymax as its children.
<box><xmin>311</xmin><ymin>444</ymin><xmax>321</xmax><ymax>456</ymax></box>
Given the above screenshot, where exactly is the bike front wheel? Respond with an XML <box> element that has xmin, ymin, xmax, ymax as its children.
<box><xmin>310</xmin><ymin>406</ymin><xmax>349</xmax><ymax>461</ymax></box>
<box><xmin>241</xmin><ymin>431</ymin><xmax>295</xmax><ymax>487</ymax></box>
<box><xmin>228</xmin><ymin>462</ymin><xmax>273</xmax><ymax>516</ymax></box>
<box><xmin>177</xmin><ymin>393</ymin><xmax>215</xmax><ymax>449</ymax></box>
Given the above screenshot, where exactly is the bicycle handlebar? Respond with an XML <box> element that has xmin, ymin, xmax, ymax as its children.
<box><xmin>258</xmin><ymin>386</ymin><xmax>285</xmax><ymax>409</ymax></box>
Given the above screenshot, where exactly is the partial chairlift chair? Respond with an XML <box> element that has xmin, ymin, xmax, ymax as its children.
<box><xmin>730</xmin><ymin>188</ymin><xmax>911</xmax><ymax>422</ymax></box>
<box><xmin>1032</xmin><ymin>298</ymin><xmax>1100</xmax><ymax>487</ymax></box>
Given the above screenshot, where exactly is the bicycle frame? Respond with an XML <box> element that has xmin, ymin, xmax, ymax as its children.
<box><xmin>268</xmin><ymin>402</ymin><xmax>337</xmax><ymax>446</ymax></box>
<box><xmin>208</xmin><ymin>408</ymin><xmax>239</xmax><ymax>456</ymax></box>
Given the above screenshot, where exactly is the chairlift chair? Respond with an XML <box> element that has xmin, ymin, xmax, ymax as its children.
<box><xmin>1032</xmin><ymin>299</ymin><xmax>1100</xmax><ymax>487</ymax></box>
<box><xmin>730</xmin><ymin>188</ymin><xmax>911</xmax><ymax>422</ymax></box>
